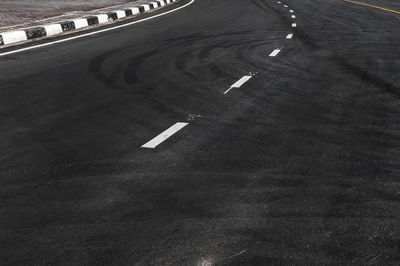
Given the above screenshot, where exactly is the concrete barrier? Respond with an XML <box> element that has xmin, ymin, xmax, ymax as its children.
<box><xmin>141</xmin><ymin>4</ymin><xmax>151</xmax><ymax>11</ymax></box>
<box><xmin>129</xmin><ymin>7</ymin><xmax>141</xmax><ymax>15</ymax></box>
<box><xmin>96</xmin><ymin>14</ymin><xmax>109</xmax><ymax>24</ymax></box>
<box><xmin>44</xmin><ymin>24</ymin><xmax>63</xmax><ymax>36</ymax></box>
<box><xmin>73</xmin><ymin>18</ymin><xmax>89</xmax><ymax>29</ymax></box>
<box><xmin>60</xmin><ymin>21</ymin><xmax>75</xmax><ymax>32</ymax></box>
<box><xmin>86</xmin><ymin>16</ymin><xmax>99</xmax><ymax>25</ymax></box>
<box><xmin>1</xmin><ymin>31</ymin><xmax>27</xmax><ymax>45</ymax></box>
<box><xmin>25</xmin><ymin>27</ymin><xmax>46</xmax><ymax>39</ymax></box>
<box><xmin>0</xmin><ymin>0</ymin><xmax>182</xmax><ymax>47</ymax></box>
<box><xmin>114</xmin><ymin>10</ymin><xmax>127</xmax><ymax>19</ymax></box>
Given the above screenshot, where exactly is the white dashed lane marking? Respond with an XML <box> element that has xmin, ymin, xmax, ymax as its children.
<box><xmin>266</xmin><ymin>4</ymin><xmax>296</xmax><ymax>59</ymax></box>
<box><xmin>224</xmin><ymin>75</ymin><xmax>253</xmax><ymax>94</ymax></box>
<box><xmin>141</xmin><ymin>122</ymin><xmax>188</xmax><ymax>149</ymax></box>
<box><xmin>269</xmin><ymin>49</ymin><xmax>281</xmax><ymax>57</ymax></box>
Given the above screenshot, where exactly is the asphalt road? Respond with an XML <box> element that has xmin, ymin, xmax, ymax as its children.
<box><xmin>1</xmin><ymin>0</ymin><xmax>400</xmax><ymax>265</ymax></box>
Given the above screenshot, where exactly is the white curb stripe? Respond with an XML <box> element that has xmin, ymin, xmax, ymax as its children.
<box><xmin>129</xmin><ymin>7</ymin><xmax>141</xmax><ymax>15</ymax></box>
<box><xmin>0</xmin><ymin>0</ymin><xmax>195</xmax><ymax>57</ymax></box>
<box><xmin>73</xmin><ymin>19</ymin><xmax>89</xmax><ymax>29</ymax></box>
<box><xmin>44</xmin><ymin>24</ymin><xmax>63</xmax><ymax>36</ymax></box>
<box><xmin>114</xmin><ymin>10</ymin><xmax>126</xmax><ymax>19</ymax></box>
<box><xmin>1</xmin><ymin>31</ymin><xmax>27</xmax><ymax>45</ymax></box>
<box><xmin>141</xmin><ymin>4</ymin><xmax>151</xmax><ymax>11</ymax></box>
<box><xmin>96</xmin><ymin>14</ymin><xmax>109</xmax><ymax>24</ymax></box>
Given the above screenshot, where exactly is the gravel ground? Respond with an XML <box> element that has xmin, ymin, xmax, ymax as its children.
<box><xmin>0</xmin><ymin>0</ymin><xmax>138</xmax><ymax>29</ymax></box>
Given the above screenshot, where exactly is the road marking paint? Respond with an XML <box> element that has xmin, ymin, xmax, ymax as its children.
<box><xmin>292</xmin><ymin>23</ymin><xmax>297</xmax><ymax>27</ymax></box>
<box><xmin>96</xmin><ymin>14</ymin><xmax>109</xmax><ymax>24</ymax></box>
<box><xmin>1</xmin><ymin>31</ymin><xmax>27</xmax><ymax>45</ymax></box>
<box><xmin>344</xmin><ymin>0</ymin><xmax>400</xmax><ymax>14</ymax></box>
<box><xmin>141</xmin><ymin>122</ymin><xmax>188</xmax><ymax>149</ymax></box>
<box><xmin>277</xmin><ymin>1</ymin><xmax>282</xmax><ymax>3</ymax></box>
<box><xmin>291</xmin><ymin>15</ymin><xmax>296</xmax><ymax>18</ymax></box>
<box><xmin>269</xmin><ymin>48</ymin><xmax>281</xmax><ymax>57</ymax></box>
<box><xmin>141</xmin><ymin>4</ymin><xmax>151</xmax><ymax>11</ymax></box>
<box><xmin>113</xmin><ymin>10</ymin><xmax>127</xmax><ymax>19</ymax></box>
<box><xmin>72</xmin><ymin>18</ymin><xmax>89</xmax><ymax>29</ymax></box>
<box><xmin>224</xmin><ymin>75</ymin><xmax>253</xmax><ymax>94</ymax></box>
<box><xmin>290</xmin><ymin>9</ymin><xmax>294</xmax><ymax>12</ymax></box>
<box><xmin>283</xmin><ymin>5</ymin><xmax>288</xmax><ymax>7</ymax></box>
<box><xmin>44</xmin><ymin>24</ymin><xmax>63</xmax><ymax>36</ymax></box>
<box><xmin>0</xmin><ymin>0</ymin><xmax>196</xmax><ymax>57</ymax></box>
<box><xmin>286</xmin><ymin>33</ymin><xmax>293</xmax><ymax>39</ymax></box>
<box><xmin>128</xmin><ymin>7</ymin><xmax>141</xmax><ymax>15</ymax></box>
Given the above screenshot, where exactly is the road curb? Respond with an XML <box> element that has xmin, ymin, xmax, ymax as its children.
<box><xmin>0</xmin><ymin>0</ymin><xmax>178</xmax><ymax>47</ymax></box>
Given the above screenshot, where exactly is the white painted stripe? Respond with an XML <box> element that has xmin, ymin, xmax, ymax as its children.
<box><xmin>159</xmin><ymin>1</ymin><xmax>165</xmax><ymax>6</ymax></box>
<box><xmin>283</xmin><ymin>5</ymin><xmax>288</xmax><ymax>7</ymax></box>
<box><xmin>224</xmin><ymin>75</ymin><xmax>253</xmax><ymax>94</ymax></box>
<box><xmin>44</xmin><ymin>24</ymin><xmax>63</xmax><ymax>36</ymax></box>
<box><xmin>141</xmin><ymin>4</ymin><xmax>151</xmax><ymax>11</ymax></box>
<box><xmin>151</xmin><ymin>2</ymin><xmax>159</xmax><ymax>8</ymax></box>
<box><xmin>269</xmin><ymin>49</ymin><xmax>281</xmax><ymax>57</ymax></box>
<box><xmin>129</xmin><ymin>7</ymin><xmax>141</xmax><ymax>15</ymax></box>
<box><xmin>292</xmin><ymin>23</ymin><xmax>297</xmax><ymax>27</ymax></box>
<box><xmin>141</xmin><ymin>122</ymin><xmax>188</xmax><ymax>148</ymax></box>
<box><xmin>286</xmin><ymin>33</ymin><xmax>293</xmax><ymax>39</ymax></box>
<box><xmin>290</xmin><ymin>9</ymin><xmax>294</xmax><ymax>12</ymax></box>
<box><xmin>277</xmin><ymin>1</ymin><xmax>282</xmax><ymax>3</ymax></box>
<box><xmin>73</xmin><ymin>18</ymin><xmax>89</xmax><ymax>29</ymax></box>
<box><xmin>96</xmin><ymin>14</ymin><xmax>109</xmax><ymax>24</ymax></box>
<box><xmin>230</xmin><ymin>75</ymin><xmax>252</xmax><ymax>88</ymax></box>
<box><xmin>114</xmin><ymin>10</ymin><xmax>126</xmax><ymax>19</ymax></box>
<box><xmin>1</xmin><ymin>30</ymin><xmax>27</xmax><ymax>44</ymax></box>
<box><xmin>166</xmin><ymin>0</ymin><xmax>172</xmax><ymax>3</ymax></box>
<box><xmin>291</xmin><ymin>15</ymin><xmax>296</xmax><ymax>18</ymax></box>
<box><xmin>0</xmin><ymin>0</ymin><xmax>195</xmax><ymax>57</ymax></box>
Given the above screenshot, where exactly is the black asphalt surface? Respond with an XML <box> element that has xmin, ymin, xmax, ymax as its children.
<box><xmin>1</xmin><ymin>0</ymin><xmax>400</xmax><ymax>265</ymax></box>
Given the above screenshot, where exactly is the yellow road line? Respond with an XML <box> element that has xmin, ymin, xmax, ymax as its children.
<box><xmin>344</xmin><ymin>0</ymin><xmax>400</xmax><ymax>15</ymax></box>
